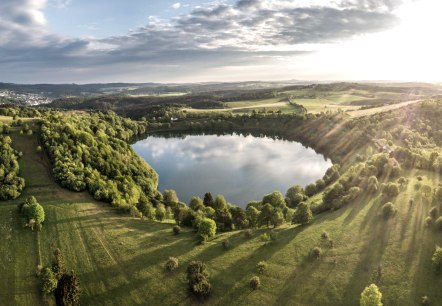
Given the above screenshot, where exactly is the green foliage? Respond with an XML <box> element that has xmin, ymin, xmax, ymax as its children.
<box><xmin>271</xmin><ymin>208</ymin><xmax>285</xmax><ymax>228</ymax></box>
<box><xmin>321</xmin><ymin>231</ymin><xmax>329</xmax><ymax>240</ymax></box>
<box><xmin>221</xmin><ymin>239</ymin><xmax>230</xmax><ymax>250</ymax></box>
<box><xmin>382</xmin><ymin>182</ymin><xmax>400</xmax><ymax>198</ymax></box>
<box><xmin>434</xmin><ymin>217</ymin><xmax>442</xmax><ymax>231</ymax></box>
<box><xmin>244</xmin><ymin>229</ymin><xmax>253</xmax><ymax>239</ymax></box>
<box><xmin>311</xmin><ymin>247</ymin><xmax>322</xmax><ymax>259</ymax></box>
<box><xmin>382</xmin><ymin>202</ymin><xmax>397</xmax><ymax>219</ymax></box>
<box><xmin>305</xmin><ymin>183</ymin><xmax>317</xmax><ymax>197</ymax></box>
<box><xmin>246</xmin><ymin>206</ymin><xmax>260</xmax><ymax>228</ymax></box>
<box><xmin>197</xmin><ymin>218</ymin><xmax>216</xmax><ymax>241</ymax></box>
<box><xmin>214</xmin><ymin>194</ymin><xmax>227</xmax><ymax>210</ymax></box>
<box><xmin>292</xmin><ymin>202</ymin><xmax>313</xmax><ymax>225</ymax></box>
<box><xmin>54</xmin><ymin>271</ymin><xmax>81</xmax><ymax>306</ymax></box>
<box><xmin>0</xmin><ymin>135</ymin><xmax>25</xmax><ymax>200</ymax></box>
<box><xmin>323</xmin><ymin>183</ymin><xmax>345</xmax><ymax>210</ymax></box>
<box><xmin>429</xmin><ymin>207</ymin><xmax>439</xmax><ymax>220</ymax></box>
<box><xmin>262</xmin><ymin>191</ymin><xmax>286</xmax><ymax>209</ymax></box>
<box><xmin>203</xmin><ymin>192</ymin><xmax>214</xmax><ymax>207</ymax></box>
<box><xmin>138</xmin><ymin>198</ymin><xmax>156</xmax><ymax>220</ymax></box>
<box><xmin>155</xmin><ymin>203</ymin><xmax>167</xmax><ymax>221</ymax></box>
<box><xmin>285</xmin><ymin>185</ymin><xmax>304</xmax><ymax>207</ymax></box>
<box><xmin>52</xmin><ymin>249</ymin><xmax>66</xmax><ymax>281</ymax></box>
<box><xmin>249</xmin><ymin>276</ymin><xmax>261</xmax><ymax>290</ymax></box>
<box><xmin>186</xmin><ymin>261</ymin><xmax>211</xmax><ymax>299</ymax></box>
<box><xmin>40</xmin><ymin>111</ymin><xmax>158</xmax><ymax>207</ymax></box>
<box><xmin>257</xmin><ymin>261</ymin><xmax>267</xmax><ymax>275</ymax></box>
<box><xmin>165</xmin><ymin>257</ymin><xmax>179</xmax><ymax>272</ymax></box>
<box><xmin>360</xmin><ymin>284</ymin><xmax>383</xmax><ymax>306</ymax></box>
<box><xmin>432</xmin><ymin>246</ymin><xmax>442</xmax><ymax>273</ymax></box>
<box><xmin>172</xmin><ymin>225</ymin><xmax>181</xmax><ymax>235</ymax></box>
<box><xmin>40</xmin><ymin>267</ymin><xmax>58</xmax><ymax>295</ymax></box>
<box><xmin>163</xmin><ymin>189</ymin><xmax>179</xmax><ymax>206</ymax></box>
<box><xmin>18</xmin><ymin>196</ymin><xmax>44</xmax><ymax>229</ymax></box>
<box><xmin>421</xmin><ymin>296</ymin><xmax>430</xmax><ymax>306</ymax></box>
<box><xmin>189</xmin><ymin>196</ymin><xmax>204</xmax><ymax>211</ymax></box>
<box><xmin>367</xmin><ymin>176</ymin><xmax>379</xmax><ymax>193</ymax></box>
<box><xmin>258</xmin><ymin>203</ymin><xmax>274</xmax><ymax>228</ymax></box>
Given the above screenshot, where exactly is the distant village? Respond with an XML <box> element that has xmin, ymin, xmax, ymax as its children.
<box><xmin>0</xmin><ymin>90</ymin><xmax>51</xmax><ymax>106</ymax></box>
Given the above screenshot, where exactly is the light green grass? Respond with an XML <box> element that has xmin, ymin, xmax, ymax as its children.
<box><xmin>1</xmin><ymin>116</ymin><xmax>442</xmax><ymax>305</ymax></box>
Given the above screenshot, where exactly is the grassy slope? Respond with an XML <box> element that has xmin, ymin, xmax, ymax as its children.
<box><xmin>1</xmin><ymin>116</ymin><xmax>442</xmax><ymax>305</ymax></box>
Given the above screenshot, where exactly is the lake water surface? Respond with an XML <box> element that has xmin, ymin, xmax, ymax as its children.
<box><xmin>132</xmin><ymin>133</ymin><xmax>332</xmax><ymax>207</ymax></box>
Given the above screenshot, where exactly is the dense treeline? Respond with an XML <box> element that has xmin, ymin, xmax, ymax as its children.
<box><xmin>40</xmin><ymin>111</ymin><xmax>159</xmax><ymax>207</ymax></box>
<box><xmin>0</xmin><ymin>133</ymin><xmax>25</xmax><ymax>200</ymax></box>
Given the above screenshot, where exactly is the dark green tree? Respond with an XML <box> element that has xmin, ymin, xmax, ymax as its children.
<box><xmin>292</xmin><ymin>202</ymin><xmax>313</xmax><ymax>225</ymax></box>
<box><xmin>54</xmin><ymin>271</ymin><xmax>80</xmax><ymax>306</ymax></box>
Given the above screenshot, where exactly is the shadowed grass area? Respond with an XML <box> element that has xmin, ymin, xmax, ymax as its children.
<box><xmin>1</xmin><ymin>115</ymin><xmax>442</xmax><ymax>305</ymax></box>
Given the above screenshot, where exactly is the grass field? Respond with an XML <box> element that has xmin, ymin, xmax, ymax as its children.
<box><xmin>1</xmin><ymin>116</ymin><xmax>442</xmax><ymax>305</ymax></box>
<box><xmin>184</xmin><ymin>89</ymin><xmax>420</xmax><ymax>115</ymax></box>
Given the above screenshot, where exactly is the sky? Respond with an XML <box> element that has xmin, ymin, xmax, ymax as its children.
<box><xmin>0</xmin><ymin>0</ymin><xmax>441</xmax><ymax>83</ymax></box>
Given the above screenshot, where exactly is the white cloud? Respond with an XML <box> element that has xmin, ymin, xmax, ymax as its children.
<box><xmin>171</xmin><ymin>2</ymin><xmax>181</xmax><ymax>9</ymax></box>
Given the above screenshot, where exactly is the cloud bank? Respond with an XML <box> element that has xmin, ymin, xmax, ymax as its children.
<box><xmin>0</xmin><ymin>0</ymin><xmax>403</xmax><ymax>83</ymax></box>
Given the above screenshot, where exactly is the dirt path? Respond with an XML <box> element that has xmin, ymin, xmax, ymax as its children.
<box><xmin>347</xmin><ymin>100</ymin><xmax>422</xmax><ymax>118</ymax></box>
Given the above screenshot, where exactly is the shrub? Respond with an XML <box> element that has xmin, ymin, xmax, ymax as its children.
<box><xmin>222</xmin><ymin>239</ymin><xmax>230</xmax><ymax>250</ymax></box>
<box><xmin>40</xmin><ymin>267</ymin><xmax>57</xmax><ymax>294</ymax></box>
<box><xmin>173</xmin><ymin>225</ymin><xmax>181</xmax><ymax>235</ymax></box>
<box><xmin>186</xmin><ymin>261</ymin><xmax>211</xmax><ymax>298</ymax></box>
<box><xmin>432</xmin><ymin>246</ymin><xmax>442</xmax><ymax>273</ymax></box>
<box><xmin>383</xmin><ymin>183</ymin><xmax>400</xmax><ymax>198</ymax></box>
<box><xmin>244</xmin><ymin>229</ymin><xmax>253</xmax><ymax>239</ymax></box>
<box><xmin>429</xmin><ymin>207</ymin><xmax>439</xmax><ymax>220</ymax></box>
<box><xmin>435</xmin><ymin>217</ymin><xmax>442</xmax><ymax>231</ymax></box>
<box><xmin>321</xmin><ymin>231</ymin><xmax>329</xmax><ymax>240</ymax></box>
<box><xmin>360</xmin><ymin>283</ymin><xmax>383</xmax><ymax>306</ymax></box>
<box><xmin>257</xmin><ymin>261</ymin><xmax>267</xmax><ymax>274</ymax></box>
<box><xmin>165</xmin><ymin>257</ymin><xmax>179</xmax><ymax>272</ymax></box>
<box><xmin>421</xmin><ymin>296</ymin><xmax>430</xmax><ymax>305</ymax></box>
<box><xmin>311</xmin><ymin>247</ymin><xmax>322</xmax><ymax>259</ymax></box>
<box><xmin>197</xmin><ymin>218</ymin><xmax>216</xmax><ymax>241</ymax></box>
<box><xmin>260</xmin><ymin>233</ymin><xmax>270</xmax><ymax>242</ymax></box>
<box><xmin>425</xmin><ymin>217</ymin><xmax>433</xmax><ymax>227</ymax></box>
<box><xmin>382</xmin><ymin>202</ymin><xmax>397</xmax><ymax>219</ymax></box>
<box><xmin>249</xmin><ymin>276</ymin><xmax>261</xmax><ymax>290</ymax></box>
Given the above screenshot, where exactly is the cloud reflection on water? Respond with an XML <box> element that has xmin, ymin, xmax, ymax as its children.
<box><xmin>132</xmin><ymin>134</ymin><xmax>332</xmax><ymax>207</ymax></box>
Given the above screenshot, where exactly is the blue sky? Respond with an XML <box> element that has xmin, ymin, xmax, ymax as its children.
<box><xmin>44</xmin><ymin>0</ymin><xmax>233</xmax><ymax>38</ymax></box>
<box><xmin>0</xmin><ymin>0</ymin><xmax>440</xmax><ymax>83</ymax></box>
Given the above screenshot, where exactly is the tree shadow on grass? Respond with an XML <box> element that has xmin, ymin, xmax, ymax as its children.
<box><xmin>211</xmin><ymin>225</ymin><xmax>309</xmax><ymax>305</ymax></box>
<box><xmin>341</xmin><ymin>212</ymin><xmax>393</xmax><ymax>305</ymax></box>
<box><xmin>78</xmin><ymin>233</ymin><xmax>198</xmax><ymax>305</ymax></box>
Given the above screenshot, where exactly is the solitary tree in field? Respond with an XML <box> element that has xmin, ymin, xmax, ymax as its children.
<box><xmin>360</xmin><ymin>284</ymin><xmax>383</xmax><ymax>306</ymax></box>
